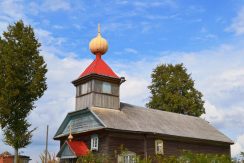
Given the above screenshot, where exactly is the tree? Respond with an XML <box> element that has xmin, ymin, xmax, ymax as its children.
<box><xmin>0</xmin><ymin>20</ymin><xmax>47</xmax><ymax>163</ymax></box>
<box><xmin>146</xmin><ymin>63</ymin><xmax>205</xmax><ymax>117</ymax></box>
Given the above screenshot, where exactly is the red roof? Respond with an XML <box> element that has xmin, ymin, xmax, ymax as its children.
<box><xmin>80</xmin><ymin>55</ymin><xmax>119</xmax><ymax>78</ymax></box>
<box><xmin>67</xmin><ymin>141</ymin><xmax>89</xmax><ymax>156</ymax></box>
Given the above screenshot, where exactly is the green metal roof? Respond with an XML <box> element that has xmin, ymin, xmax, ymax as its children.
<box><xmin>54</xmin><ymin>108</ymin><xmax>105</xmax><ymax>139</ymax></box>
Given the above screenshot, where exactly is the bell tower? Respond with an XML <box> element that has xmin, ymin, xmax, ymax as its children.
<box><xmin>72</xmin><ymin>24</ymin><xmax>125</xmax><ymax>110</ymax></box>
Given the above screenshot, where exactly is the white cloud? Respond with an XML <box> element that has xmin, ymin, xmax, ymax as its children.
<box><xmin>0</xmin><ymin>50</ymin><xmax>92</xmax><ymax>161</ymax></box>
<box><xmin>27</xmin><ymin>0</ymin><xmax>71</xmax><ymax>14</ymax></box>
<box><xmin>52</xmin><ymin>25</ymin><xmax>65</xmax><ymax>29</ymax></box>
<box><xmin>0</xmin><ymin>0</ymin><xmax>25</xmax><ymax>20</ymax></box>
<box><xmin>192</xmin><ymin>33</ymin><xmax>218</xmax><ymax>41</ymax></box>
<box><xmin>124</xmin><ymin>48</ymin><xmax>138</xmax><ymax>54</ymax></box>
<box><xmin>1</xmin><ymin>0</ymin><xmax>244</xmax><ymax>161</ymax></box>
<box><xmin>227</xmin><ymin>7</ymin><xmax>244</xmax><ymax>35</ymax></box>
<box><xmin>0</xmin><ymin>21</ymin><xmax>8</xmax><ymax>34</ymax></box>
<box><xmin>1</xmin><ymin>35</ymin><xmax>244</xmax><ymax>161</ymax></box>
<box><xmin>0</xmin><ymin>0</ymin><xmax>26</xmax><ymax>35</ymax></box>
<box><xmin>42</xmin><ymin>0</ymin><xmax>71</xmax><ymax>12</ymax></box>
<box><xmin>35</xmin><ymin>28</ymin><xmax>66</xmax><ymax>47</ymax></box>
<box><xmin>120</xmin><ymin>73</ymin><xmax>150</xmax><ymax>105</ymax></box>
<box><xmin>231</xmin><ymin>134</ymin><xmax>244</xmax><ymax>157</ymax></box>
<box><xmin>114</xmin><ymin>48</ymin><xmax>139</xmax><ymax>55</ymax></box>
<box><xmin>103</xmin><ymin>22</ymin><xmax>134</xmax><ymax>32</ymax></box>
<box><xmin>133</xmin><ymin>0</ymin><xmax>178</xmax><ymax>9</ymax></box>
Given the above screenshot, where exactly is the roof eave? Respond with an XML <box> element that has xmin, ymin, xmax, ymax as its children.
<box><xmin>72</xmin><ymin>73</ymin><xmax>121</xmax><ymax>86</ymax></box>
<box><xmin>54</xmin><ymin>127</ymin><xmax>105</xmax><ymax>140</ymax></box>
<box><xmin>103</xmin><ymin>128</ymin><xmax>234</xmax><ymax>145</ymax></box>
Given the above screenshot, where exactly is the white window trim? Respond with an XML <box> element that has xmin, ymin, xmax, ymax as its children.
<box><xmin>91</xmin><ymin>134</ymin><xmax>99</xmax><ymax>151</ymax></box>
<box><xmin>155</xmin><ymin>139</ymin><xmax>164</xmax><ymax>155</ymax></box>
<box><xmin>118</xmin><ymin>151</ymin><xmax>136</xmax><ymax>163</ymax></box>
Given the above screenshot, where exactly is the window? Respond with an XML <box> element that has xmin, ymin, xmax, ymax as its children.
<box><xmin>93</xmin><ymin>80</ymin><xmax>119</xmax><ymax>96</ymax></box>
<box><xmin>124</xmin><ymin>155</ymin><xmax>135</xmax><ymax>163</ymax></box>
<box><xmin>76</xmin><ymin>86</ymin><xmax>79</xmax><ymax>96</ymax></box>
<box><xmin>91</xmin><ymin>134</ymin><xmax>99</xmax><ymax>151</ymax></box>
<box><xmin>111</xmin><ymin>84</ymin><xmax>119</xmax><ymax>96</ymax></box>
<box><xmin>76</xmin><ymin>81</ymin><xmax>92</xmax><ymax>96</ymax></box>
<box><xmin>117</xmin><ymin>151</ymin><xmax>136</xmax><ymax>163</ymax></box>
<box><xmin>155</xmin><ymin>139</ymin><xmax>164</xmax><ymax>155</ymax></box>
<box><xmin>102</xmin><ymin>82</ymin><xmax>112</xmax><ymax>94</ymax></box>
<box><xmin>82</xmin><ymin>82</ymin><xmax>88</xmax><ymax>94</ymax></box>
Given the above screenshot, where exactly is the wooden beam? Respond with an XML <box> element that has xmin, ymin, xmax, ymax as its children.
<box><xmin>144</xmin><ymin>134</ymin><xmax>147</xmax><ymax>159</ymax></box>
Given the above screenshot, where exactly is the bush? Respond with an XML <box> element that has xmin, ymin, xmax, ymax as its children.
<box><xmin>76</xmin><ymin>152</ymin><xmax>110</xmax><ymax>163</ymax></box>
<box><xmin>76</xmin><ymin>149</ymin><xmax>239</xmax><ymax>163</ymax></box>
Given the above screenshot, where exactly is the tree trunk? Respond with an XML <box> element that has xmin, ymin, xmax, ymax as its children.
<box><xmin>14</xmin><ymin>148</ymin><xmax>18</xmax><ymax>163</ymax></box>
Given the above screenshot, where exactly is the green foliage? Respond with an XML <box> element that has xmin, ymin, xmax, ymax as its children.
<box><xmin>77</xmin><ymin>148</ymin><xmax>233</xmax><ymax>163</ymax></box>
<box><xmin>135</xmin><ymin>156</ymin><xmax>153</xmax><ymax>163</ymax></box>
<box><xmin>176</xmin><ymin>150</ymin><xmax>231</xmax><ymax>163</ymax></box>
<box><xmin>76</xmin><ymin>152</ymin><xmax>110</xmax><ymax>163</ymax></box>
<box><xmin>0</xmin><ymin>20</ymin><xmax>47</xmax><ymax>161</ymax></box>
<box><xmin>147</xmin><ymin>63</ymin><xmax>205</xmax><ymax>117</ymax></box>
<box><xmin>232</xmin><ymin>151</ymin><xmax>244</xmax><ymax>163</ymax></box>
<box><xmin>240</xmin><ymin>151</ymin><xmax>244</xmax><ymax>161</ymax></box>
<box><xmin>3</xmin><ymin>119</ymin><xmax>36</xmax><ymax>149</ymax></box>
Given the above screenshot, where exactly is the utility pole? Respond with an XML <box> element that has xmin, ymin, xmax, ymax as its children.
<box><xmin>45</xmin><ymin>125</ymin><xmax>49</xmax><ymax>163</ymax></box>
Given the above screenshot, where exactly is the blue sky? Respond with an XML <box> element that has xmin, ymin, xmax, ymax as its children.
<box><xmin>1</xmin><ymin>0</ymin><xmax>244</xmax><ymax>162</ymax></box>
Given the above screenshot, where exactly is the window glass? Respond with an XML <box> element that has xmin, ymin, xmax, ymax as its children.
<box><xmin>124</xmin><ymin>155</ymin><xmax>135</xmax><ymax>163</ymax></box>
<box><xmin>78</xmin><ymin>81</ymin><xmax>92</xmax><ymax>95</ymax></box>
<box><xmin>79</xmin><ymin>85</ymin><xmax>82</xmax><ymax>95</ymax></box>
<box><xmin>91</xmin><ymin>134</ymin><xmax>99</xmax><ymax>151</ymax></box>
<box><xmin>155</xmin><ymin>140</ymin><xmax>164</xmax><ymax>155</ymax></box>
<box><xmin>82</xmin><ymin>83</ymin><xmax>88</xmax><ymax>94</ymax></box>
<box><xmin>93</xmin><ymin>80</ymin><xmax>119</xmax><ymax>95</ymax></box>
<box><xmin>94</xmin><ymin>80</ymin><xmax>102</xmax><ymax>92</ymax></box>
<box><xmin>102</xmin><ymin>82</ymin><xmax>112</xmax><ymax>94</ymax></box>
<box><xmin>87</xmin><ymin>81</ymin><xmax>91</xmax><ymax>93</ymax></box>
<box><xmin>76</xmin><ymin>86</ymin><xmax>79</xmax><ymax>96</ymax></box>
<box><xmin>111</xmin><ymin>83</ymin><xmax>119</xmax><ymax>96</ymax></box>
<box><xmin>118</xmin><ymin>151</ymin><xmax>136</xmax><ymax>163</ymax></box>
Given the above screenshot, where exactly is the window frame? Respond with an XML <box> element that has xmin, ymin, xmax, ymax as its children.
<box><xmin>117</xmin><ymin>151</ymin><xmax>136</xmax><ymax>163</ymax></box>
<box><xmin>102</xmin><ymin>81</ymin><xmax>112</xmax><ymax>94</ymax></box>
<box><xmin>76</xmin><ymin>81</ymin><xmax>92</xmax><ymax>96</ymax></box>
<box><xmin>90</xmin><ymin>134</ymin><xmax>99</xmax><ymax>151</ymax></box>
<box><xmin>155</xmin><ymin>139</ymin><xmax>164</xmax><ymax>155</ymax></box>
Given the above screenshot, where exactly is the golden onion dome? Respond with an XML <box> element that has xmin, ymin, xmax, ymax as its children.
<box><xmin>68</xmin><ymin>125</ymin><xmax>73</xmax><ymax>141</ymax></box>
<box><xmin>89</xmin><ymin>24</ymin><xmax>108</xmax><ymax>55</ymax></box>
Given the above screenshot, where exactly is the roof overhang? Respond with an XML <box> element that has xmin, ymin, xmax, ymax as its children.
<box><xmin>103</xmin><ymin>128</ymin><xmax>234</xmax><ymax>145</ymax></box>
<box><xmin>72</xmin><ymin>73</ymin><xmax>121</xmax><ymax>86</ymax></box>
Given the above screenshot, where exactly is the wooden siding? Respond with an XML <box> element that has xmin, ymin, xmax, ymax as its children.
<box><xmin>107</xmin><ymin>132</ymin><xmax>230</xmax><ymax>156</ymax></box>
<box><xmin>76</xmin><ymin>92</ymin><xmax>120</xmax><ymax>110</ymax></box>
<box><xmin>93</xmin><ymin>93</ymin><xmax>119</xmax><ymax>109</ymax></box>
<box><xmin>58</xmin><ymin>130</ymin><xmax>231</xmax><ymax>162</ymax></box>
<box><xmin>61</xmin><ymin>130</ymin><xmax>110</xmax><ymax>154</ymax></box>
<box><xmin>75</xmin><ymin>79</ymin><xmax>120</xmax><ymax>110</ymax></box>
<box><xmin>163</xmin><ymin>139</ymin><xmax>230</xmax><ymax>156</ymax></box>
<box><xmin>75</xmin><ymin>93</ymin><xmax>93</xmax><ymax>110</ymax></box>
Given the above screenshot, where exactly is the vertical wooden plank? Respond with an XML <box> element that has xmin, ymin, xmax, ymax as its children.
<box><xmin>144</xmin><ymin>134</ymin><xmax>147</xmax><ymax>160</ymax></box>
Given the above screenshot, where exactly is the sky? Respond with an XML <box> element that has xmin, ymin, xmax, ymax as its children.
<box><xmin>0</xmin><ymin>0</ymin><xmax>244</xmax><ymax>162</ymax></box>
